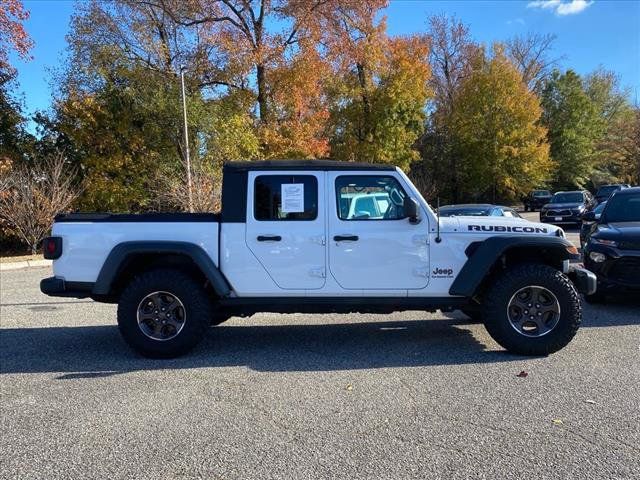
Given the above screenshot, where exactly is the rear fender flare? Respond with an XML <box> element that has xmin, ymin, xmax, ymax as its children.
<box><xmin>92</xmin><ymin>241</ymin><xmax>231</xmax><ymax>297</ymax></box>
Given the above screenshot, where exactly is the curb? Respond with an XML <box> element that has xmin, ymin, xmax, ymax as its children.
<box><xmin>0</xmin><ymin>259</ymin><xmax>52</xmax><ymax>271</ymax></box>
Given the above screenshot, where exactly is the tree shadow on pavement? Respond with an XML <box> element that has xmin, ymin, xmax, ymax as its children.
<box><xmin>0</xmin><ymin>317</ymin><xmax>522</xmax><ymax>377</ymax></box>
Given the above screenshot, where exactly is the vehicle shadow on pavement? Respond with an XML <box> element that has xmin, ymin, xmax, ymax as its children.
<box><xmin>580</xmin><ymin>297</ymin><xmax>640</xmax><ymax>327</ymax></box>
<box><xmin>0</xmin><ymin>318</ymin><xmax>521</xmax><ymax>377</ymax></box>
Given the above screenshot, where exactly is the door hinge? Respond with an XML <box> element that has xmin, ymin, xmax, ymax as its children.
<box><xmin>309</xmin><ymin>267</ymin><xmax>326</xmax><ymax>278</ymax></box>
<box><xmin>413</xmin><ymin>267</ymin><xmax>430</xmax><ymax>278</ymax></box>
<box><xmin>311</xmin><ymin>235</ymin><xmax>326</xmax><ymax>246</ymax></box>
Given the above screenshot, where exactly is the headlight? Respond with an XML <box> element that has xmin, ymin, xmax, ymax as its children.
<box><xmin>589</xmin><ymin>252</ymin><xmax>607</xmax><ymax>263</ymax></box>
<box><xmin>592</xmin><ymin>238</ymin><xmax>618</xmax><ymax>247</ymax></box>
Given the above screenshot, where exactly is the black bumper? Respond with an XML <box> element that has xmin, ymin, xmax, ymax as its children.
<box><xmin>583</xmin><ymin>247</ymin><xmax>640</xmax><ymax>291</ymax></box>
<box><xmin>568</xmin><ymin>266</ymin><xmax>597</xmax><ymax>295</ymax></box>
<box><xmin>40</xmin><ymin>277</ymin><xmax>94</xmax><ymax>298</ymax></box>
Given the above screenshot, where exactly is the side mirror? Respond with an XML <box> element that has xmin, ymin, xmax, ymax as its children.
<box><xmin>404</xmin><ymin>197</ymin><xmax>420</xmax><ymax>224</ymax></box>
<box><xmin>582</xmin><ymin>211</ymin><xmax>596</xmax><ymax>222</ymax></box>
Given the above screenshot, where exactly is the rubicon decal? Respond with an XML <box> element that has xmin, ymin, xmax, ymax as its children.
<box><xmin>468</xmin><ymin>225</ymin><xmax>548</xmax><ymax>233</ymax></box>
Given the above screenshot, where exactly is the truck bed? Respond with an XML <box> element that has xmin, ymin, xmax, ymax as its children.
<box><xmin>54</xmin><ymin>213</ymin><xmax>220</xmax><ymax>222</ymax></box>
<box><xmin>51</xmin><ymin>213</ymin><xmax>220</xmax><ymax>283</ymax></box>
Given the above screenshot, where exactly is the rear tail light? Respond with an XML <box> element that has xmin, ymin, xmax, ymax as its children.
<box><xmin>43</xmin><ymin>237</ymin><xmax>62</xmax><ymax>259</ymax></box>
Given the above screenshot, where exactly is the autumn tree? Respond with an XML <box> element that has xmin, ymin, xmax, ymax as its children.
<box><xmin>450</xmin><ymin>46</ymin><xmax>553</xmax><ymax>202</ymax></box>
<box><xmin>0</xmin><ymin>0</ymin><xmax>32</xmax><ymax>72</ymax></box>
<box><xmin>55</xmin><ymin>1</ymin><xmax>261</xmax><ymax>211</ymax></box>
<box><xmin>0</xmin><ymin>0</ymin><xmax>33</xmax><ymax>162</ymax></box>
<box><xmin>323</xmin><ymin>2</ymin><xmax>431</xmax><ymax>170</ymax></box>
<box><xmin>55</xmin><ymin>63</ymin><xmax>258</xmax><ymax>211</ymax></box>
<box><xmin>145</xmin><ymin>0</ymin><xmax>381</xmax><ymax>159</ymax></box>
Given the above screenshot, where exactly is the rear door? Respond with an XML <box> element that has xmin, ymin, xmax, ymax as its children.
<box><xmin>328</xmin><ymin>172</ymin><xmax>430</xmax><ymax>290</ymax></box>
<box><xmin>245</xmin><ymin>171</ymin><xmax>326</xmax><ymax>290</ymax></box>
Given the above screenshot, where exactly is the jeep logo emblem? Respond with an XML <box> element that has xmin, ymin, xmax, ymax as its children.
<box><xmin>432</xmin><ymin>267</ymin><xmax>454</xmax><ymax>278</ymax></box>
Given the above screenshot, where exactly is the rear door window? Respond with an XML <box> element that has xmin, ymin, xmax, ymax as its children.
<box><xmin>254</xmin><ymin>175</ymin><xmax>318</xmax><ymax>221</ymax></box>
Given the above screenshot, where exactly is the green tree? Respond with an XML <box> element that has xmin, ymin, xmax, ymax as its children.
<box><xmin>0</xmin><ymin>74</ymin><xmax>24</xmax><ymax>161</ymax></box>
<box><xmin>584</xmin><ymin>69</ymin><xmax>636</xmax><ymax>185</ymax></box>
<box><xmin>54</xmin><ymin>64</ymin><xmax>259</xmax><ymax>212</ymax></box>
<box><xmin>413</xmin><ymin>14</ymin><xmax>481</xmax><ymax>202</ymax></box>
<box><xmin>540</xmin><ymin>70</ymin><xmax>604</xmax><ymax>189</ymax></box>
<box><xmin>451</xmin><ymin>46</ymin><xmax>552</xmax><ymax>202</ymax></box>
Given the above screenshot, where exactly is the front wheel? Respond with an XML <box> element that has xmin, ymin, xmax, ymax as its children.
<box><xmin>482</xmin><ymin>263</ymin><xmax>581</xmax><ymax>355</ymax></box>
<box><xmin>117</xmin><ymin>268</ymin><xmax>213</xmax><ymax>358</ymax></box>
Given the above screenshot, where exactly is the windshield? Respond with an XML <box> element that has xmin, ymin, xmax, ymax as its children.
<box><xmin>533</xmin><ymin>190</ymin><xmax>551</xmax><ymax>197</ymax></box>
<box><xmin>596</xmin><ymin>185</ymin><xmax>620</xmax><ymax>196</ymax></box>
<box><xmin>602</xmin><ymin>194</ymin><xmax>640</xmax><ymax>222</ymax></box>
<box><xmin>551</xmin><ymin>192</ymin><xmax>583</xmax><ymax>203</ymax></box>
<box><xmin>439</xmin><ymin>207</ymin><xmax>491</xmax><ymax>217</ymax></box>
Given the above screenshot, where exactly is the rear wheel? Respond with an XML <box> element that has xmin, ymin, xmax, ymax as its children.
<box><xmin>117</xmin><ymin>268</ymin><xmax>213</xmax><ymax>358</ymax></box>
<box><xmin>482</xmin><ymin>263</ymin><xmax>581</xmax><ymax>355</ymax></box>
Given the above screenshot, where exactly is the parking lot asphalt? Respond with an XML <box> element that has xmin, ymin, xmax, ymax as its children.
<box><xmin>1</xmin><ymin>267</ymin><xmax>639</xmax><ymax>480</ymax></box>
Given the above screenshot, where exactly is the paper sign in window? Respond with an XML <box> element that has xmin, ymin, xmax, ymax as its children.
<box><xmin>281</xmin><ymin>183</ymin><xmax>304</xmax><ymax>213</ymax></box>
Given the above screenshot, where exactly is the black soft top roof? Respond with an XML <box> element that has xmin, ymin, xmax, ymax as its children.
<box><xmin>224</xmin><ymin>160</ymin><xmax>396</xmax><ymax>172</ymax></box>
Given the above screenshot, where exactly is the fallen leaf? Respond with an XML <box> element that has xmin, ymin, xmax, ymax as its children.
<box><xmin>552</xmin><ymin>419</ymin><xmax>563</xmax><ymax>425</ymax></box>
<box><xmin>516</xmin><ymin>371</ymin><xmax>528</xmax><ymax>378</ymax></box>
<box><xmin>345</xmin><ymin>384</ymin><xmax>353</xmax><ymax>391</ymax></box>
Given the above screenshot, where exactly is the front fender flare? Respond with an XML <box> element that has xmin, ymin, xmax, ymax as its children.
<box><xmin>449</xmin><ymin>236</ymin><xmax>579</xmax><ymax>297</ymax></box>
<box><xmin>92</xmin><ymin>241</ymin><xmax>231</xmax><ymax>297</ymax></box>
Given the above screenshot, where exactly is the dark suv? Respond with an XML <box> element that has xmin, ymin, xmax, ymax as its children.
<box><xmin>583</xmin><ymin>187</ymin><xmax>640</xmax><ymax>302</ymax></box>
<box><xmin>523</xmin><ymin>190</ymin><xmax>552</xmax><ymax>211</ymax></box>
<box><xmin>540</xmin><ymin>190</ymin><xmax>595</xmax><ymax>227</ymax></box>
<box><xmin>594</xmin><ymin>184</ymin><xmax>628</xmax><ymax>204</ymax></box>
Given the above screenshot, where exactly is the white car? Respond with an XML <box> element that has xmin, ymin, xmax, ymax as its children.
<box><xmin>41</xmin><ymin>160</ymin><xmax>595</xmax><ymax>358</ymax></box>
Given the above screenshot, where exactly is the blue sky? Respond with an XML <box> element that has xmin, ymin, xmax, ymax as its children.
<box><xmin>8</xmin><ymin>0</ymin><xmax>640</xmax><ymax>126</ymax></box>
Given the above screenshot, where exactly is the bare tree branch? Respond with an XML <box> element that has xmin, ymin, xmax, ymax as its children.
<box><xmin>0</xmin><ymin>153</ymin><xmax>83</xmax><ymax>254</ymax></box>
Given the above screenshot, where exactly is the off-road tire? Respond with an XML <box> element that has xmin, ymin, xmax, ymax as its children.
<box><xmin>118</xmin><ymin>268</ymin><xmax>213</xmax><ymax>358</ymax></box>
<box><xmin>482</xmin><ymin>263</ymin><xmax>581</xmax><ymax>356</ymax></box>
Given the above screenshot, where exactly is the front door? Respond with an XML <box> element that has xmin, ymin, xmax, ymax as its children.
<box><xmin>245</xmin><ymin>171</ymin><xmax>326</xmax><ymax>290</ymax></box>
<box><xmin>328</xmin><ymin>173</ymin><xmax>429</xmax><ymax>290</ymax></box>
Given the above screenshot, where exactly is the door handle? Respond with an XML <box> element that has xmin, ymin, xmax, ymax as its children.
<box><xmin>257</xmin><ymin>235</ymin><xmax>282</xmax><ymax>242</ymax></box>
<box><xmin>333</xmin><ymin>235</ymin><xmax>359</xmax><ymax>242</ymax></box>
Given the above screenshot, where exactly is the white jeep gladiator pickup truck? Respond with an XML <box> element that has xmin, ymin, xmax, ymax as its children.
<box><xmin>41</xmin><ymin>160</ymin><xmax>596</xmax><ymax>358</ymax></box>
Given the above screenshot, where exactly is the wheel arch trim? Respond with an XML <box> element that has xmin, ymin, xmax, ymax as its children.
<box><xmin>449</xmin><ymin>236</ymin><xmax>579</xmax><ymax>297</ymax></box>
<box><xmin>93</xmin><ymin>241</ymin><xmax>232</xmax><ymax>297</ymax></box>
